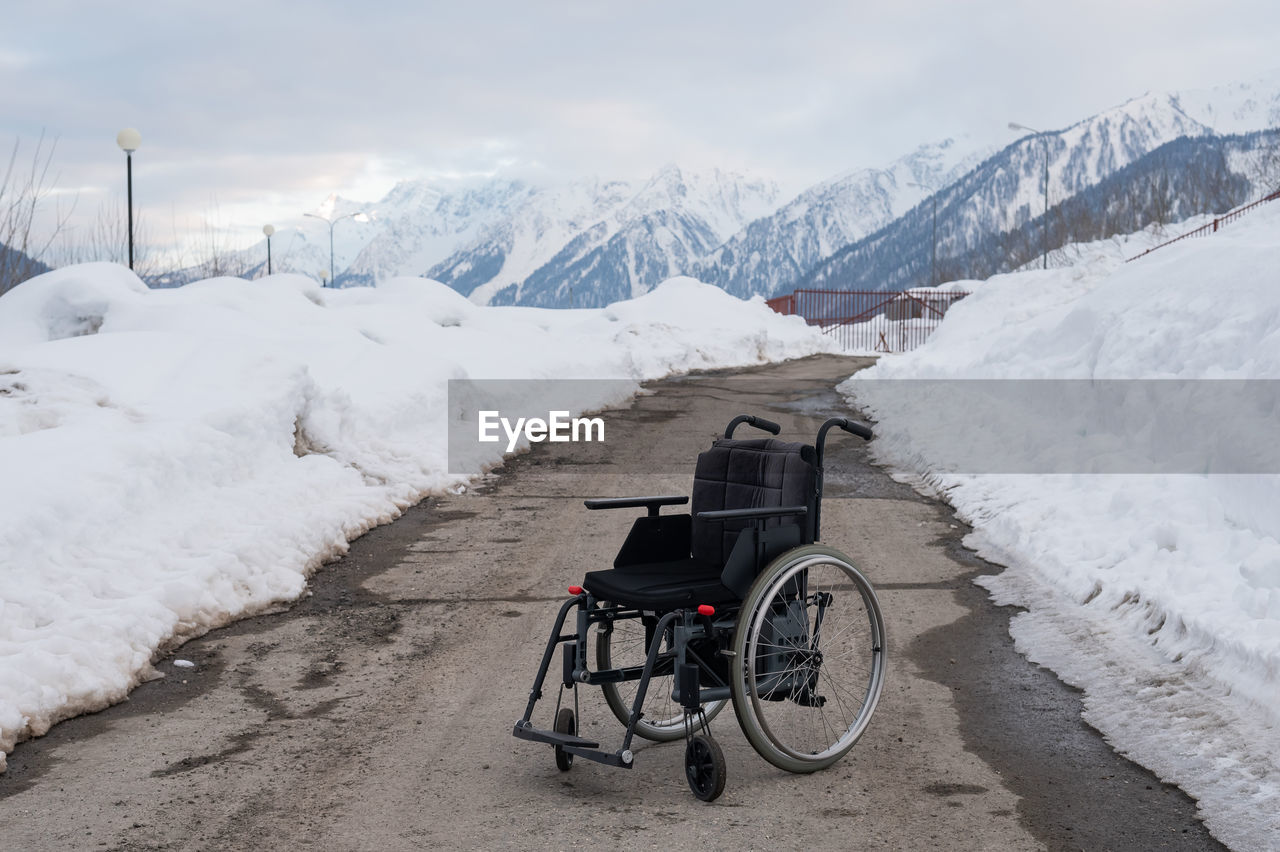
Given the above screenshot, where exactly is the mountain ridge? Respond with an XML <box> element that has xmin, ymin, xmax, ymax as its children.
<box><xmin>161</xmin><ymin>71</ymin><xmax>1280</xmax><ymax>301</ymax></box>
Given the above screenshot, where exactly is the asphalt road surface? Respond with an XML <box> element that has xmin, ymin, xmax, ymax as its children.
<box><xmin>0</xmin><ymin>355</ymin><xmax>1224</xmax><ymax>851</ymax></box>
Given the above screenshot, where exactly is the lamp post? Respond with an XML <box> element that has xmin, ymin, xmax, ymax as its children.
<box><xmin>116</xmin><ymin>128</ymin><xmax>141</xmax><ymax>271</ymax></box>
<box><xmin>1008</xmin><ymin>122</ymin><xmax>1050</xmax><ymax>270</ymax></box>
<box><xmin>303</xmin><ymin>210</ymin><xmax>364</xmax><ymax>287</ymax></box>
<box><xmin>263</xmin><ymin>224</ymin><xmax>275</xmax><ymax>276</ymax></box>
<box><xmin>907</xmin><ymin>180</ymin><xmax>939</xmax><ymax>287</ymax></box>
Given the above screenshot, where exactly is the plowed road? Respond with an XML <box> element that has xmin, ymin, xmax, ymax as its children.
<box><xmin>0</xmin><ymin>356</ymin><xmax>1222</xmax><ymax>851</ymax></box>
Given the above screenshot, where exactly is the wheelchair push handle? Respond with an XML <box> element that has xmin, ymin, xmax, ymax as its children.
<box><xmin>816</xmin><ymin>417</ymin><xmax>873</xmax><ymax>467</ymax></box>
<box><xmin>832</xmin><ymin>417</ymin><xmax>873</xmax><ymax>441</ymax></box>
<box><xmin>724</xmin><ymin>414</ymin><xmax>782</xmax><ymax>439</ymax></box>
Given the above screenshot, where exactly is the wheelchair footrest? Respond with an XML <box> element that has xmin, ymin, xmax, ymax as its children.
<box><xmin>512</xmin><ymin>721</ymin><xmax>635</xmax><ymax>769</ymax></box>
<box><xmin>512</xmin><ymin>720</ymin><xmax>600</xmax><ymax>750</ymax></box>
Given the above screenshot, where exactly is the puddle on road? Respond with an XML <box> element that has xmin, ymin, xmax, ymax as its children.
<box><xmin>770</xmin><ymin>385</ymin><xmax>921</xmax><ymax>502</ymax></box>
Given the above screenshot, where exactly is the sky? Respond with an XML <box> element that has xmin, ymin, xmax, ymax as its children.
<box><xmin>3</xmin><ymin>0</ymin><xmax>1280</xmax><ymax>264</ymax></box>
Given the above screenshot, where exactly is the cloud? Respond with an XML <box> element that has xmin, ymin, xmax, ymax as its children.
<box><xmin>2</xmin><ymin>0</ymin><xmax>1279</xmax><ymax>258</ymax></box>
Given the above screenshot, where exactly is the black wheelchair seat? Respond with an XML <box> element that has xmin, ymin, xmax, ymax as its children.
<box><xmin>583</xmin><ymin>557</ymin><xmax>734</xmax><ymax>611</ymax></box>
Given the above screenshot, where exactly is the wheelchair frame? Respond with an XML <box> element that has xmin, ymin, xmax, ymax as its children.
<box><xmin>513</xmin><ymin>414</ymin><xmax>887</xmax><ymax>801</ymax></box>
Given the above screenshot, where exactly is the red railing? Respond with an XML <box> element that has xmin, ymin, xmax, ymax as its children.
<box><xmin>768</xmin><ymin>288</ymin><xmax>970</xmax><ymax>353</ymax></box>
<box><xmin>1126</xmin><ymin>188</ymin><xmax>1280</xmax><ymax>262</ymax></box>
<box><xmin>765</xmin><ymin>293</ymin><xmax>795</xmax><ymax>315</ymax></box>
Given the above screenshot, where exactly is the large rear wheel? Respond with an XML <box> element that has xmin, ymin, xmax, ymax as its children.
<box><xmin>730</xmin><ymin>545</ymin><xmax>886</xmax><ymax>773</ymax></box>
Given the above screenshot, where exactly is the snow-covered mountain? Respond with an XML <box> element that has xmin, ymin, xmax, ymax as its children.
<box><xmin>173</xmin><ymin>70</ymin><xmax>1280</xmax><ymax>303</ymax></box>
<box><xmin>806</xmin><ymin>71</ymin><xmax>1280</xmax><ymax>292</ymax></box>
<box><xmin>263</xmin><ymin>224</ymin><xmax>358</xmax><ymax>282</ymax></box>
<box><xmin>694</xmin><ymin>138</ymin><xmax>990</xmax><ymax>299</ymax></box>
<box><xmin>423</xmin><ymin>178</ymin><xmax>637</xmax><ymax>304</ymax></box>
<box><xmin>434</xmin><ymin>165</ymin><xmax>780</xmax><ymax>308</ymax></box>
<box><xmin>189</xmin><ymin>166</ymin><xmax>779</xmax><ymax>305</ymax></box>
<box><xmin>1167</xmin><ymin>67</ymin><xmax>1280</xmax><ymax>134</ymax></box>
<box><xmin>339</xmin><ymin>179</ymin><xmax>537</xmax><ymax>288</ymax></box>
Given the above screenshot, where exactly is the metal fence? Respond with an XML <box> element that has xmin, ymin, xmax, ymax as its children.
<box><xmin>1126</xmin><ymin>188</ymin><xmax>1280</xmax><ymax>263</ymax></box>
<box><xmin>766</xmin><ymin>288</ymin><xmax>971</xmax><ymax>353</ymax></box>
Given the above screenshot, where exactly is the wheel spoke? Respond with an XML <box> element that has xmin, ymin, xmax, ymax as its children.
<box><xmin>732</xmin><ymin>551</ymin><xmax>886</xmax><ymax>770</ymax></box>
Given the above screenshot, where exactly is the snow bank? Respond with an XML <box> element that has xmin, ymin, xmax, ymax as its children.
<box><xmin>0</xmin><ymin>266</ymin><xmax>833</xmax><ymax>770</ymax></box>
<box><xmin>841</xmin><ymin>204</ymin><xmax>1280</xmax><ymax>850</ymax></box>
<box><xmin>828</xmin><ymin>226</ymin><xmax>1192</xmax><ymax>356</ymax></box>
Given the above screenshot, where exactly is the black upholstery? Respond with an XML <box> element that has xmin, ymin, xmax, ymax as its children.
<box><xmin>581</xmin><ymin>437</ymin><xmax>818</xmax><ymax>611</ymax></box>
<box><xmin>583</xmin><ymin>558</ymin><xmax>737</xmax><ymax>610</ymax></box>
<box><xmin>691</xmin><ymin>438</ymin><xmax>817</xmax><ymax>565</ymax></box>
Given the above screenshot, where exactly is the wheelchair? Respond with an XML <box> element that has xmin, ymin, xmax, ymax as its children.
<box><xmin>513</xmin><ymin>414</ymin><xmax>887</xmax><ymax>801</ymax></box>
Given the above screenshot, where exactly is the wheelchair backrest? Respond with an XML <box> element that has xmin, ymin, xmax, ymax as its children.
<box><xmin>690</xmin><ymin>438</ymin><xmax>818</xmax><ymax>567</ymax></box>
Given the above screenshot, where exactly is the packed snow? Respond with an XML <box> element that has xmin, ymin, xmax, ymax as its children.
<box><xmin>0</xmin><ymin>267</ymin><xmax>834</xmax><ymax>771</ymax></box>
<box><xmin>841</xmin><ymin>202</ymin><xmax>1280</xmax><ymax>851</ymax></box>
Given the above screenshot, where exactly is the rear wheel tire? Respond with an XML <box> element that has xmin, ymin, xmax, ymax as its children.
<box><xmin>730</xmin><ymin>545</ymin><xmax>886</xmax><ymax>774</ymax></box>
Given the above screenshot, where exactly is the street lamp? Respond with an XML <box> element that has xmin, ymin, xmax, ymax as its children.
<box><xmin>907</xmin><ymin>180</ymin><xmax>939</xmax><ymax>287</ymax></box>
<box><xmin>116</xmin><ymin>128</ymin><xmax>141</xmax><ymax>271</ymax></box>
<box><xmin>303</xmin><ymin>210</ymin><xmax>366</xmax><ymax>287</ymax></box>
<box><xmin>1008</xmin><ymin>121</ymin><xmax>1050</xmax><ymax>270</ymax></box>
<box><xmin>262</xmin><ymin>224</ymin><xmax>275</xmax><ymax>276</ymax></box>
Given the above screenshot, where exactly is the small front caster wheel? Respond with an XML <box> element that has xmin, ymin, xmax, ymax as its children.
<box><xmin>685</xmin><ymin>734</ymin><xmax>726</xmax><ymax>801</ymax></box>
<box><xmin>554</xmin><ymin>707</ymin><xmax>576</xmax><ymax>771</ymax></box>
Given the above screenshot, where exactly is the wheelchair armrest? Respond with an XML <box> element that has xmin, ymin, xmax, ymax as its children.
<box><xmin>584</xmin><ymin>495</ymin><xmax>689</xmax><ymax>517</ymax></box>
<box><xmin>696</xmin><ymin>505</ymin><xmax>808</xmax><ymax>522</ymax></box>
